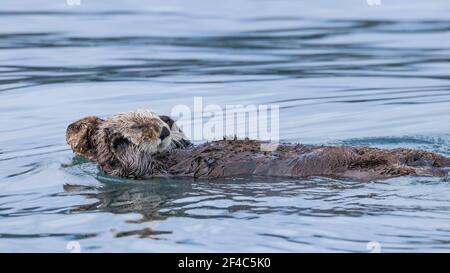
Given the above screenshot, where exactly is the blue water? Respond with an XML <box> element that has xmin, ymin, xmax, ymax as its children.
<box><xmin>1</xmin><ymin>0</ymin><xmax>450</xmax><ymax>252</ymax></box>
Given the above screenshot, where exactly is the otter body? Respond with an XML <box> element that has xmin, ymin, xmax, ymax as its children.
<box><xmin>162</xmin><ymin>140</ymin><xmax>450</xmax><ymax>181</ymax></box>
<box><xmin>66</xmin><ymin>111</ymin><xmax>450</xmax><ymax>181</ymax></box>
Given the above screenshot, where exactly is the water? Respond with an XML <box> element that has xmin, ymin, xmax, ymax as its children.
<box><xmin>1</xmin><ymin>0</ymin><xmax>450</xmax><ymax>252</ymax></box>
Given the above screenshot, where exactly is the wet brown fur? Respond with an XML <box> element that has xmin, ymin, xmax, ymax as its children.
<box><xmin>66</xmin><ymin>116</ymin><xmax>104</xmax><ymax>161</ymax></box>
<box><xmin>163</xmin><ymin>140</ymin><xmax>450</xmax><ymax>181</ymax></box>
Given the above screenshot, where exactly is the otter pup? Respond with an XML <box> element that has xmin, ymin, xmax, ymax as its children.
<box><xmin>66</xmin><ymin>111</ymin><xmax>450</xmax><ymax>181</ymax></box>
<box><xmin>66</xmin><ymin>115</ymin><xmax>104</xmax><ymax>161</ymax></box>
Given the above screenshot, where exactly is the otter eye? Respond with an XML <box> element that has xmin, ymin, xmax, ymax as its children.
<box><xmin>130</xmin><ymin>124</ymin><xmax>142</xmax><ymax>130</ymax></box>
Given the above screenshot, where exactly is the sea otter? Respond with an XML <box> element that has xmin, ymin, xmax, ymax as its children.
<box><xmin>66</xmin><ymin>110</ymin><xmax>450</xmax><ymax>181</ymax></box>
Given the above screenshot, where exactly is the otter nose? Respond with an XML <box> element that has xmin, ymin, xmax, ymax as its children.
<box><xmin>159</xmin><ymin>127</ymin><xmax>170</xmax><ymax>140</ymax></box>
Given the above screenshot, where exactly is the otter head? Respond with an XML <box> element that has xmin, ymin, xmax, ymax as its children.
<box><xmin>101</xmin><ymin>109</ymin><xmax>172</xmax><ymax>155</ymax></box>
<box><xmin>66</xmin><ymin>116</ymin><xmax>104</xmax><ymax>160</ymax></box>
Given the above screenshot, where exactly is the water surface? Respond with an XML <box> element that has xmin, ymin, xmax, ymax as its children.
<box><xmin>1</xmin><ymin>0</ymin><xmax>450</xmax><ymax>252</ymax></box>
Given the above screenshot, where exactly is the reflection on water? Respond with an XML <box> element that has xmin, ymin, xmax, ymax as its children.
<box><xmin>1</xmin><ymin>0</ymin><xmax>450</xmax><ymax>252</ymax></box>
